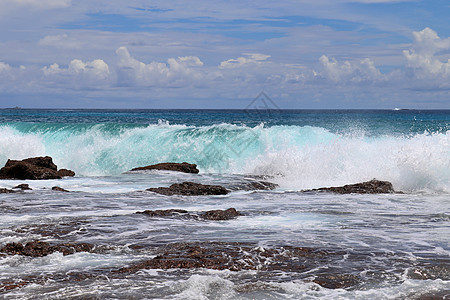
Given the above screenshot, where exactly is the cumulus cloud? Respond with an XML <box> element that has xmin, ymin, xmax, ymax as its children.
<box><xmin>116</xmin><ymin>46</ymin><xmax>204</xmax><ymax>87</ymax></box>
<box><xmin>42</xmin><ymin>59</ymin><xmax>110</xmax><ymax>87</ymax></box>
<box><xmin>403</xmin><ymin>28</ymin><xmax>450</xmax><ymax>88</ymax></box>
<box><xmin>316</xmin><ymin>55</ymin><xmax>383</xmax><ymax>84</ymax></box>
<box><xmin>219</xmin><ymin>53</ymin><xmax>271</xmax><ymax>69</ymax></box>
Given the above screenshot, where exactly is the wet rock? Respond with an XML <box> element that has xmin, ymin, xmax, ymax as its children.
<box><xmin>0</xmin><ymin>188</ymin><xmax>15</xmax><ymax>193</ymax></box>
<box><xmin>115</xmin><ymin>242</ymin><xmax>327</xmax><ymax>274</ymax></box>
<box><xmin>57</xmin><ymin>169</ymin><xmax>75</xmax><ymax>177</ymax></box>
<box><xmin>131</xmin><ymin>162</ymin><xmax>199</xmax><ymax>174</ymax></box>
<box><xmin>407</xmin><ymin>264</ymin><xmax>450</xmax><ymax>280</ymax></box>
<box><xmin>147</xmin><ymin>181</ymin><xmax>229</xmax><ymax>196</ymax></box>
<box><xmin>13</xmin><ymin>183</ymin><xmax>32</xmax><ymax>190</ymax></box>
<box><xmin>137</xmin><ymin>209</ymin><xmax>189</xmax><ymax>217</ymax></box>
<box><xmin>307</xmin><ymin>180</ymin><xmax>395</xmax><ymax>194</ymax></box>
<box><xmin>312</xmin><ymin>274</ymin><xmax>360</xmax><ymax>289</ymax></box>
<box><xmin>0</xmin><ymin>156</ymin><xmax>75</xmax><ymax>180</ymax></box>
<box><xmin>201</xmin><ymin>208</ymin><xmax>241</xmax><ymax>220</ymax></box>
<box><xmin>52</xmin><ymin>186</ymin><xmax>69</xmax><ymax>192</ymax></box>
<box><xmin>136</xmin><ymin>208</ymin><xmax>241</xmax><ymax>220</ymax></box>
<box><xmin>0</xmin><ymin>241</ymin><xmax>94</xmax><ymax>257</ymax></box>
<box><xmin>229</xmin><ymin>180</ymin><xmax>278</xmax><ymax>191</ymax></box>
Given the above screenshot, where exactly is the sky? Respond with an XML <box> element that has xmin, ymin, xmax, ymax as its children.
<box><xmin>0</xmin><ymin>0</ymin><xmax>449</xmax><ymax>109</ymax></box>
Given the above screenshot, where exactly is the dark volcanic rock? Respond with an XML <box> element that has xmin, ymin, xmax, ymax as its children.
<box><xmin>137</xmin><ymin>208</ymin><xmax>241</xmax><ymax>220</ymax></box>
<box><xmin>115</xmin><ymin>242</ymin><xmax>328</xmax><ymax>274</ymax></box>
<box><xmin>0</xmin><ymin>188</ymin><xmax>15</xmax><ymax>193</ymax></box>
<box><xmin>0</xmin><ymin>241</ymin><xmax>94</xmax><ymax>257</ymax></box>
<box><xmin>312</xmin><ymin>274</ymin><xmax>360</xmax><ymax>289</ymax></box>
<box><xmin>13</xmin><ymin>184</ymin><xmax>32</xmax><ymax>190</ymax></box>
<box><xmin>308</xmin><ymin>180</ymin><xmax>395</xmax><ymax>194</ymax></box>
<box><xmin>137</xmin><ymin>209</ymin><xmax>189</xmax><ymax>217</ymax></box>
<box><xmin>230</xmin><ymin>180</ymin><xmax>278</xmax><ymax>191</ymax></box>
<box><xmin>52</xmin><ymin>186</ymin><xmax>69</xmax><ymax>192</ymax></box>
<box><xmin>147</xmin><ymin>181</ymin><xmax>229</xmax><ymax>196</ymax></box>
<box><xmin>57</xmin><ymin>169</ymin><xmax>75</xmax><ymax>177</ymax></box>
<box><xmin>201</xmin><ymin>208</ymin><xmax>241</xmax><ymax>220</ymax></box>
<box><xmin>0</xmin><ymin>156</ymin><xmax>75</xmax><ymax>180</ymax></box>
<box><xmin>131</xmin><ymin>162</ymin><xmax>199</xmax><ymax>174</ymax></box>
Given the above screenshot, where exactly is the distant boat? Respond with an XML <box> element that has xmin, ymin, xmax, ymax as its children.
<box><xmin>393</xmin><ymin>108</ymin><xmax>410</xmax><ymax>111</ymax></box>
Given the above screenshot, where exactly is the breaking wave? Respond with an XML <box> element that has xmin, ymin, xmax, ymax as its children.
<box><xmin>0</xmin><ymin>122</ymin><xmax>449</xmax><ymax>193</ymax></box>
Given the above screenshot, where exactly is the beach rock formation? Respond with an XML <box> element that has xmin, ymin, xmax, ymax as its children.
<box><xmin>147</xmin><ymin>181</ymin><xmax>229</xmax><ymax>196</ymax></box>
<box><xmin>0</xmin><ymin>241</ymin><xmax>94</xmax><ymax>257</ymax></box>
<box><xmin>0</xmin><ymin>156</ymin><xmax>75</xmax><ymax>180</ymax></box>
<box><xmin>131</xmin><ymin>162</ymin><xmax>199</xmax><ymax>174</ymax></box>
<box><xmin>137</xmin><ymin>207</ymin><xmax>241</xmax><ymax>220</ymax></box>
<box><xmin>307</xmin><ymin>179</ymin><xmax>395</xmax><ymax>194</ymax></box>
<box><xmin>115</xmin><ymin>242</ymin><xmax>328</xmax><ymax>274</ymax></box>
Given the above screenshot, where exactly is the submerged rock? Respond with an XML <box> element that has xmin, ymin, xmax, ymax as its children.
<box><xmin>0</xmin><ymin>156</ymin><xmax>75</xmax><ymax>180</ymax></box>
<box><xmin>52</xmin><ymin>186</ymin><xmax>69</xmax><ymax>192</ymax></box>
<box><xmin>0</xmin><ymin>241</ymin><xmax>94</xmax><ymax>257</ymax></box>
<box><xmin>307</xmin><ymin>180</ymin><xmax>395</xmax><ymax>194</ymax></box>
<box><xmin>312</xmin><ymin>274</ymin><xmax>360</xmax><ymax>289</ymax></box>
<box><xmin>0</xmin><ymin>188</ymin><xmax>15</xmax><ymax>193</ymax></box>
<box><xmin>136</xmin><ymin>208</ymin><xmax>241</xmax><ymax>220</ymax></box>
<box><xmin>147</xmin><ymin>181</ymin><xmax>229</xmax><ymax>196</ymax></box>
<box><xmin>137</xmin><ymin>209</ymin><xmax>189</xmax><ymax>217</ymax></box>
<box><xmin>131</xmin><ymin>162</ymin><xmax>199</xmax><ymax>174</ymax></box>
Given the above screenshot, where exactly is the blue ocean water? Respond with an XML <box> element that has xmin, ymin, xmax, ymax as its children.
<box><xmin>0</xmin><ymin>109</ymin><xmax>449</xmax><ymax>299</ymax></box>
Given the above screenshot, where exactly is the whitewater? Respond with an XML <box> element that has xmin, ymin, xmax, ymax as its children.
<box><xmin>0</xmin><ymin>109</ymin><xmax>449</xmax><ymax>299</ymax></box>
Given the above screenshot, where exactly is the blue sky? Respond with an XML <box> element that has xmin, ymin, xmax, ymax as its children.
<box><xmin>0</xmin><ymin>0</ymin><xmax>449</xmax><ymax>109</ymax></box>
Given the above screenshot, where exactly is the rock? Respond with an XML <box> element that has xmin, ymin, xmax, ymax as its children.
<box><xmin>131</xmin><ymin>162</ymin><xmax>199</xmax><ymax>174</ymax></box>
<box><xmin>114</xmin><ymin>242</ymin><xmax>327</xmax><ymax>274</ymax></box>
<box><xmin>137</xmin><ymin>209</ymin><xmax>189</xmax><ymax>217</ymax></box>
<box><xmin>147</xmin><ymin>181</ymin><xmax>229</xmax><ymax>196</ymax></box>
<box><xmin>312</xmin><ymin>274</ymin><xmax>360</xmax><ymax>289</ymax></box>
<box><xmin>52</xmin><ymin>186</ymin><xmax>69</xmax><ymax>192</ymax></box>
<box><xmin>136</xmin><ymin>208</ymin><xmax>241</xmax><ymax>220</ymax></box>
<box><xmin>0</xmin><ymin>156</ymin><xmax>75</xmax><ymax>180</ymax></box>
<box><xmin>0</xmin><ymin>188</ymin><xmax>14</xmax><ymax>193</ymax></box>
<box><xmin>201</xmin><ymin>208</ymin><xmax>241</xmax><ymax>220</ymax></box>
<box><xmin>57</xmin><ymin>169</ymin><xmax>75</xmax><ymax>177</ymax></box>
<box><xmin>229</xmin><ymin>180</ymin><xmax>278</xmax><ymax>191</ymax></box>
<box><xmin>0</xmin><ymin>241</ymin><xmax>94</xmax><ymax>257</ymax></box>
<box><xmin>307</xmin><ymin>180</ymin><xmax>395</xmax><ymax>194</ymax></box>
<box><xmin>13</xmin><ymin>184</ymin><xmax>32</xmax><ymax>190</ymax></box>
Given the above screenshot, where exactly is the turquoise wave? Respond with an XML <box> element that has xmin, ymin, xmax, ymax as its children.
<box><xmin>0</xmin><ymin>122</ymin><xmax>449</xmax><ymax>193</ymax></box>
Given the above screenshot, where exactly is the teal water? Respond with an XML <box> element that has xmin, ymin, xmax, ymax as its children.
<box><xmin>0</xmin><ymin>109</ymin><xmax>449</xmax><ymax>299</ymax></box>
<box><xmin>1</xmin><ymin>109</ymin><xmax>449</xmax><ymax>192</ymax></box>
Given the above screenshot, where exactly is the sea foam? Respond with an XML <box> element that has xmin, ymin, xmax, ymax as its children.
<box><xmin>0</xmin><ymin>123</ymin><xmax>448</xmax><ymax>193</ymax></box>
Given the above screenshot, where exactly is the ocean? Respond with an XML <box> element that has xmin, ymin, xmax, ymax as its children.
<box><xmin>0</xmin><ymin>109</ymin><xmax>449</xmax><ymax>299</ymax></box>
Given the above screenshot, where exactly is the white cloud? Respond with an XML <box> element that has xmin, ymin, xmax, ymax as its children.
<box><xmin>38</xmin><ymin>34</ymin><xmax>82</xmax><ymax>49</ymax></box>
<box><xmin>219</xmin><ymin>53</ymin><xmax>271</xmax><ymax>69</ymax></box>
<box><xmin>0</xmin><ymin>62</ymin><xmax>12</xmax><ymax>72</ymax></box>
<box><xmin>2</xmin><ymin>0</ymin><xmax>71</xmax><ymax>9</ymax></box>
<box><xmin>316</xmin><ymin>55</ymin><xmax>383</xmax><ymax>83</ymax></box>
<box><xmin>403</xmin><ymin>28</ymin><xmax>450</xmax><ymax>88</ymax></box>
<box><xmin>42</xmin><ymin>59</ymin><xmax>110</xmax><ymax>87</ymax></box>
<box><xmin>116</xmin><ymin>46</ymin><xmax>204</xmax><ymax>87</ymax></box>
